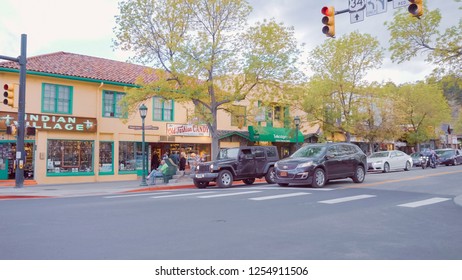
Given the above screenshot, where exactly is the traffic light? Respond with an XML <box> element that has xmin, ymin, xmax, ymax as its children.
<box><xmin>321</xmin><ymin>6</ymin><xmax>335</xmax><ymax>38</ymax></box>
<box><xmin>3</xmin><ymin>83</ymin><xmax>15</xmax><ymax>107</ymax></box>
<box><xmin>408</xmin><ymin>0</ymin><xmax>423</xmax><ymax>17</ymax></box>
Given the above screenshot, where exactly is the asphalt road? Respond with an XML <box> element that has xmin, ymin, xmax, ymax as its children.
<box><xmin>1</xmin><ymin>165</ymin><xmax>461</xmax><ymax>260</ymax></box>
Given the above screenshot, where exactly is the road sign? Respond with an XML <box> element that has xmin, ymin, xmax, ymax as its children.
<box><xmin>366</xmin><ymin>0</ymin><xmax>387</xmax><ymax>17</ymax></box>
<box><xmin>349</xmin><ymin>0</ymin><xmax>366</xmax><ymax>12</ymax></box>
<box><xmin>128</xmin><ymin>125</ymin><xmax>159</xmax><ymax>130</ymax></box>
<box><xmin>393</xmin><ymin>0</ymin><xmax>408</xmax><ymax>9</ymax></box>
<box><xmin>350</xmin><ymin>10</ymin><xmax>365</xmax><ymax>23</ymax></box>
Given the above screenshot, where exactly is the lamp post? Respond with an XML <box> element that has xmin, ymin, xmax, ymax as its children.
<box><xmin>294</xmin><ymin>116</ymin><xmax>300</xmax><ymax>150</ymax></box>
<box><xmin>139</xmin><ymin>104</ymin><xmax>148</xmax><ymax>186</ymax></box>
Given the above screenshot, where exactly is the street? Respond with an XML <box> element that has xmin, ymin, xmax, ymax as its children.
<box><xmin>1</xmin><ymin>165</ymin><xmax>462</xmax><ymax>260</ymax></box>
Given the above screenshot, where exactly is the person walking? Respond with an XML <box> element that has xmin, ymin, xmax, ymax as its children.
<box><xmin>179</xmin><ymin>152</ymin><xmax>187</xmax><ymax>176</ymax></box>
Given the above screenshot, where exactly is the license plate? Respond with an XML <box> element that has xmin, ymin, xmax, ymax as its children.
<box><xmin>195</xmin><ymin>174</ymin><xmax>204</xmax><ymax>178</ymax></box>
<box><xmin>280</xmin><ymin>171</ymin><xmax>288</xmax><ymax>177</ymax></box>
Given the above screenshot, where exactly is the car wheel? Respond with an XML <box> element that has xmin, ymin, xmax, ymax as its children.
<box><xmin>265</xmin><ymin>166</ymin><xmax>276</xmax><ymax>184</ymax></box>
<box><xmin>383</xmin><ymin>162</ymin><xmax>390</xmax><ymax>173</ymax></box>
<box><xmin>278</xmin><ymin>183</ymin><xmax>289</xmax><ymax>187</ymax></box>
<box><xmin>405</xmin><ymin>161</ymin><xmax>411</xmax><ymax>171</ymax></box>
<box><xmin>217</xmin><ymin>170</ymin><xmax>233</xmax><ymax>188</ymax></box>
<box><xmin>242</xmin><ymin>178</ymin><xmax>255</xmax><ymax>185</ymax></box>
<box><xmin>194</xmin><ymin>180</ymin><xmax>209</xmax><ymax>189</ymax></box>
<box><xmin>312</xmin><ymin>168</ymin><xmax>326</xmax><ymax>188</ymax></box>
<box><xmin>352</xmin><ymin>165</ymin><xmax>365</xmax><ymax>183</ymax></box>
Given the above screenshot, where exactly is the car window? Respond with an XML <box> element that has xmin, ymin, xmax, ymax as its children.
<box><xmin>292</xmin><ymin>145</ymin><xmax>327</xmax><ymax>158</ymax></box>
<box><xmin>254</xmin><ymin>148</ymin><xmax>265</xmax><ymax>158</ymax></box>
<box><xmin>218</xmin><ymin>148</ymin><xmax>239</xmax><ymax>159</ymax></box>
<box><xmin>370</xmin><ymin>152</ymin><xmax>389</xmax><ymax>158</ymax></box>
<box><xmin>266</xmin><ymin>147</ymin><xmax>277</xmax><ymax>158</ymax></box>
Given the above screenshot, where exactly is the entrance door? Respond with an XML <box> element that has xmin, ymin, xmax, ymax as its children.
<box><xmin>0</xmin><ymin>158</ymin><xmax>8</xmax><ymax>180</ymax></box>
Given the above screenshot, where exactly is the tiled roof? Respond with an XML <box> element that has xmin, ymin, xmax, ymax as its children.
<box><xmin>0</xmin><ymin>51</ymin><xmax>158</xmax><ymax>85</ymax></box>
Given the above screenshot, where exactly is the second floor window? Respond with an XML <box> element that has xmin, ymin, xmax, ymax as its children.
<box><xmin>42</xmin><ymin>83</ymin><xmax>72</xmax><ymax>114</ymax></box>
<box><xmin>153</xmin><ymin>97</ymin><xmax>173</xmax><ymax>121</ymax></box>
<box><xmin>103</xmin><ymin>91</ymin><xmax>125</xmax><ymax>118</ymax></box>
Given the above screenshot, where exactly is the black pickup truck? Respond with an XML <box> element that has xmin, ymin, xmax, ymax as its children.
<box><xmin>193</xmin><ymin>146</ymin><xmax>280</xmax><ymax>188</ymax></box>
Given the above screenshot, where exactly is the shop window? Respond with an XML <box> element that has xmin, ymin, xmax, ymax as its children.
<box><xmin>103</xmin><ymin>91</ymin><xmax>126</xmax><ymax>118</ymax></box>
<box><xmin>119</xmin><ymin>141</ymin><xmax>143</xmax><ymax>172</ymax></box>
<box><xmin>99</xmin><ymin>142</ymin><xmax>114</xmax><ymax>175</ymax></box>
<box><xmin>47</xmin><ymin>140</ymin><xmax>93</xmax><ymax>175</ymax></box>
<box><xmin>153</xmin><ymin>97</ymin><xmax>174</xmax><ymax>121</ymax></box>
<box><xmin>42</xmin><ymin>83</ymin><xmax>73</xmax><ymax>114</ymax></box>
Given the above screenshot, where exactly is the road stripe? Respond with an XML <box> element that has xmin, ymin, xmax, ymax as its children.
<box><xmin>318</xmin><ymin>194</ymin><xmax>376</xmax><ymax>204</ymax></box>
<box><xmin>251</xmin><ymin>187</ymin><xmax>334</xmax><ymax>191</ymax></box>
<box><xmin>397</xmin><ymin>197</ymin><xmax>451</xmax><ymax>208</ymax></box>
<box><xmin>198</xmin><ymin>191</ymin><xmax>262</xmax><ymax>198</ymax></box>
<box><xmin>151</xmin><ymin>191</ymin><xmax>216</xmax><ymax>198</ymax></box>
<box><xmin>249</xmin><ymin>192</ymin><xmax>311</xmax><ymax>201</ymax></box>
<box><xmin>104</xmin><ymin>192</ymin><xmax>171</xmax><ymax>199</ymax></box>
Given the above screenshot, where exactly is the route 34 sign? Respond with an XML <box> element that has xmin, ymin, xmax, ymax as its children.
<box><xmin>349</xmin><ymin>0</ymin><xmax>366</xmax><ymax>12</ymax></box>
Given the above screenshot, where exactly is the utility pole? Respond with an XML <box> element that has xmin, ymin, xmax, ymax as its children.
<box><xmin>0</xmin><ymin>34</ymin><xmax>27</xmax><ymax>188</ymax></box>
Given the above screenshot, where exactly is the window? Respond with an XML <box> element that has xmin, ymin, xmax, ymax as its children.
<box><xmin>119</xmin><ymin>141</ymin><xmax>143</xmax><ymax>172</ymax></box>
<box><xmin>103</xmin><ymin>91</ymin><xmax>125</xmax><ymax>118</ymax></box>
<box><xmin>42</xmin><ymin>83</ymin><xmax>72</xmax><ymax>114</ymax></box>
<box><xmin>153</xmin><ymin>97</ymin><xmax>174</xmax><ymax>121</ymax></box>
<box><xmin>99</xmin><ymin>142</ymin><xmax>114</xmax><ymax>174</ymax></box>
<box><xmin>46</xmin><ymin>140</ymin><xmax>93</xmax><ymax>175</ymax></box>
<box><xmin>231</xmin><ymin>105</ymin><xmax>246</xmax><ymax>127</ymax></box>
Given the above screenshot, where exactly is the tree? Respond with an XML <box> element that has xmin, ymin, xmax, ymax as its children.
<box><xmin>385</xmin><ymin>1</ymin><xmax>462</xmax><ymax>80</ymax></box>
<box><xmin>393</xmin><ymin>82</ymin><xmax>451</xmax><ymax>149</ymax></box>
<box><xmin>113</xmin><ymin>0</ymin><xmax>302</xmax><ymax>159</ymax></box>
<box><xmin>302</xmin><ymin>31</ymin><xmax>384</xmax><ymax>142</ymax></box>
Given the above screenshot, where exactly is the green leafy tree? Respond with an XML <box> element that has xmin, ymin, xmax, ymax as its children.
<box><xmin>113</xmin><ymin>0</ymin><xmax>302</xmax><ymax>159</ymax></box>
<box><xmin>302</xmin><ymin>31</ymin><xmax>384</xmax><ymax>142</ymax></box>
<box><xmin>385</xmin><ymin>1</ymin><xmax>462</xmax><ymax>79</ymax></box>
<box><xmin>393</xmin><ymin>82</ymin><xmax>451</xmax><ymax>149</ymax></box>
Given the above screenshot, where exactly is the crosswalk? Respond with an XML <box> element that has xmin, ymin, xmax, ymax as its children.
<box><xmin>103</xmin><ymin>188</ymin><xmax>454</xmax><ymax>209</ymax></box>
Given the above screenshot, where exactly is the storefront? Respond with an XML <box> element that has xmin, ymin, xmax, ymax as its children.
<box><xmin>248</xmin><ymin>126</ymin><xmax>304</xmax><ymax>158</ymax></box>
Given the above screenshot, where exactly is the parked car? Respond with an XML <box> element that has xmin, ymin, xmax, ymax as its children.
<box><xmin>435</xmin><ymin>148</ymin><xmax>462</xmax><ymax>166</ymax></box>
<box><xmin>193</xmin><ymin>146</ymin><xmax>279</xmax><ymax>188</ymax></box>
<box><xmin>410</xmin><ymin>152</ymin><xmax>423</xmax><ymax>167</ymax></box>
<box><xmin>274</xmin><ymin>143</ymin><xmax>367</xmax><ymax>188</ymax></box>
<box><xmin>367</xmin><ymin>150</ymin><xmax>413</xmax><ymax>173</ymax></box>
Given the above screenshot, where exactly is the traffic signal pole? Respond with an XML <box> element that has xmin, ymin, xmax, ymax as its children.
<box><xmin>0</xmin><ymin>34</ymin><xmax>27</xmax><ymax>188</ymax></box>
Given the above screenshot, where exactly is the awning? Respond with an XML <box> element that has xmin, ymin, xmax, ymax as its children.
<box><xmin>248</xmin><ymin>126</ymin><xmax>304</xmax><ymax>143</ymax></box>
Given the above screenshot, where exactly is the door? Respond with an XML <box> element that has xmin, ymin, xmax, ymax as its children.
<box><xmin>236</xmin><ymin>148</ymin><xmax>255</xmax><ymax>177</ymax></box>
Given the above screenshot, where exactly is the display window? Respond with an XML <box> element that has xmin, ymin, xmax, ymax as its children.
<box><xmin>47</xmin><ymin>140</ymin><xmax>94</xmax><ymax>175</ymax></box>
<box><xmin>118</xmin><ymin>141</ymin><xmax>143</xmax><ymax>173</ymax></box>
<box><xmin>99</xmin><ymin>141</ymin><xmax>114</xmax><ymax>175</ymax></box>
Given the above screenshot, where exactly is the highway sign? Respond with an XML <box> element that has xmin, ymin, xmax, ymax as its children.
<box><xmin>350</xmin><ymin>10</ymin><xmax>365</xmax><ymax>23</ymax></box>
<box><xmin>366</xmin><ymin>0</ymin><xmax>387</xmax><ymax>17</ymax></box>
<box><xmin>393</xmin><ymin>0</ymin><xmax>408</xmax><ymax>9</ymax></box>
<box><xmin>349</xmin><ymin>0</ymin><xmax>366</xmax><ymax>12</ymax></box>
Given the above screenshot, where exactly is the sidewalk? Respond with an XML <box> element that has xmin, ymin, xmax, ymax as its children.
<box><xmin>0</xmin><ymin>176</ymin><xmax>195</xmax><ymax>200</ymax></box>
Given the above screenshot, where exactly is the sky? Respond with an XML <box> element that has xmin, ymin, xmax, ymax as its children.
<box><xmin>0</xmin><ymin>0</ymin><xmax>460</xmax><ymax>85</ymax></box>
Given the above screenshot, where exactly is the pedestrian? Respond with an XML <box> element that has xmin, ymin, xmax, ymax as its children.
<box><xmin>171</xmin><ymin>151</ymin><xmax>180</xmax><ymax>165</ymax></box>
<box><xmin>146</xmin><ymin>159</ymin><xmax>168</xmax><ymax>185</ymax></box>
<box><xmin>179</xmin><ymin>152</ymin><xmax>187</xmax><ymax>175</ymax></box>
<box><xmin>151</xmin><ymin>151</ymin><xmax>160</xmax><ymax>171</ymax></box>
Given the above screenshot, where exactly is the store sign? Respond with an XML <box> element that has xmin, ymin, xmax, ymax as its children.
<box><xmin>0</xmin><ymin>111</ymin><xmax>97</xmax><ymax>133</ymax></box>
<box><xmin>248</xmin><ymin>126</ymin><xmax>303</xmax><ymax>143</ymax></box>
<box><xmin>167</xmin><ymin>123</ymin><xmax>210</xmax><ymax>136</ymax></box>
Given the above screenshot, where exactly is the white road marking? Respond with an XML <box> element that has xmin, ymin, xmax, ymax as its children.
<box><xmin>198</xmin><ymin>191</ymin><xmax>262</xmax><ymax>198</ymax></box>
<box><xmin>104</xmin><ymin>192</ymin><xmax>171</xmax><ymax>199</ymax></box>
<box><xmin>397</xmin><ymin>197</ymin><xmax>451</xmax><ymax>208</ymax></box>
<box><xmin>249</xmin><ymin>192</ymin><xmax>311</xmax><ymax>201</ymax></box>
<box><xmin>252</xmin><ymin>187</ymin><xmax>334</xmax><ymax>191</ymax></box>
<box><xmin>318</xmin><ymin>194</ymin><xmax>376</xmax><ymax>204</ymax></box>
<box><xmin>151</xmin><ymin>191</ymin><xmax>216</xmax><ymax>198</ymax></box>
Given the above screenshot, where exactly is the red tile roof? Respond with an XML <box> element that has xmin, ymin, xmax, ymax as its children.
<box><xmin>0</xmin><ymin>51</ymin><xmax>158</xmax><ymax>85</ymax></box>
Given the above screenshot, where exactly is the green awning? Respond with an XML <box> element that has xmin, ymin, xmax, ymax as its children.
<box><xmin>248</xmin><ymin>126</ymin><xmax>303</xmax><ymax>143</ymax></box>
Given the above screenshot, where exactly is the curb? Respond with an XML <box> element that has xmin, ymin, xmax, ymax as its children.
<box><xmin>0</xmin><ymin>195</ymin><xmax>56</xmax><ymax>200</ymax></box>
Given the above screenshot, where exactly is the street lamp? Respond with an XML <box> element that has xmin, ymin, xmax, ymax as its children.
<box><xmin>294</xmin><ymin>116</ymin><xmax>300</xmax><ymax>150</ymax></box>
<box><xmin>139</xmin><ymin>104</ymin><xmax>148</xmax><ymax>186</ymax></box>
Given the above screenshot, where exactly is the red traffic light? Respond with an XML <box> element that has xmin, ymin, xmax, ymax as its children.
<box><xmin>321</xmin><ymin>6</ymin><xmax>335</xmax><ymax>37</ymax></box>
<box><xmin>3</xmin><ymin>84</ymin><xmax>9</xmax><ymax>91</ymax></box>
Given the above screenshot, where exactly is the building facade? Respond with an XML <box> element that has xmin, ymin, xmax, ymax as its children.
<box><xmin>1</xmin><ymin>52</ymin><xmax>314</xmax><ymax>184</ymax></box>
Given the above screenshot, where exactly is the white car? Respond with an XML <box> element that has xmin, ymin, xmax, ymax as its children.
<box><xmin>367</xmin><ymin>150</ymin><xmax>413</xmax><ymax>173</ymax></box>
